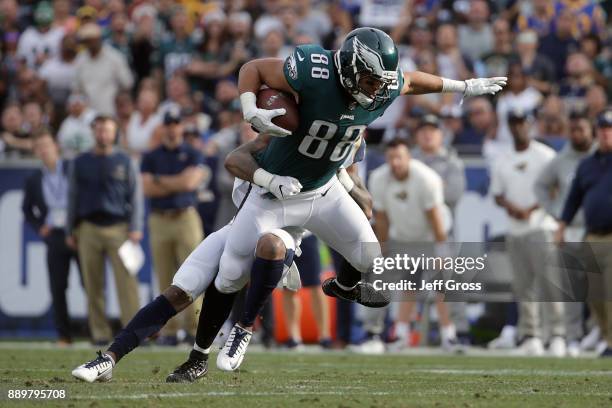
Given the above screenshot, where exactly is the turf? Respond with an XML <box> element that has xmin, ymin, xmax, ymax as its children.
<box><xmin>1</xmin><ymin>347</ymin><xmax>612</xmax><ymax>407</ymax></box>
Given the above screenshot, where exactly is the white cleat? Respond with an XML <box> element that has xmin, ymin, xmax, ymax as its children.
<box><xmin>567</xmin><ymin>341</ymin><xmax>580</xmax><ymax>358</ymax></box>
<box><xmin>580</xmin><ymin>327</ymin><xmax>601</xmax><ymax>351</ymax></box>
<box><xmin>349</xmin><ymin>335</ymin><xmax>386</xmax><ymax>355</ymax></box>
<box><xmin>216</xmin><ymin>324</ymin><xmax>252</xmax><ymax>372</ymax></box>
<box><xmin>548</xmin><ymin>336</ymin><xmax>567</xmax><ymax>357</ymax></box>
<box><xmin>71</xmin><ymin>351</ymin><xmax>114</xmax><ymax>383</ymax></box>
<box><xmin>516</xmin><ymin>337</ymin><xmax>545</xmax><ymax>356</ymax></box>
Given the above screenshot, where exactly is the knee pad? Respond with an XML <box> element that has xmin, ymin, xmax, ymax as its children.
<box><xmin>215</xmin><ymin>251</ymin><xmax>252</xmax><ymax>294</ymax></box>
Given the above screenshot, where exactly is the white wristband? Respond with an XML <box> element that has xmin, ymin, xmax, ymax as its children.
<box><xmin>253</xmin><ymin>168</ymin><xmax>275</xmax><ymax>189</ymax></box>
<box><xmin>240</xmin><ymin>92</ymin><xmax>257</xmax><ymax>119</ymax></box>
<box><xmin>337</xmin><ymin>168</ymin><xmax>355</xmax><ymax>192</ymax></box>
<box><xmin>441</xmin><ymin>78</ymin><xmax>467</xmax><ymax>94</ymax></box>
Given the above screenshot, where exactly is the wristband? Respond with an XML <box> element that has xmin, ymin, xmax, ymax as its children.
<box><xmin>253</xmin><ymin>168</ymin><xmax>275</xmax><ymax>189</ymax></box>
<box><xmin>337</xmin><ymin>168</ymin><xmax>355</xmax><ymax>192</ymax></box>
<box><xmin>240</xmin><ymin>92</ymin><xmax>257</xmax><ymax>119</ymax></box>
<box><xmin>441</xmin><ymin>78</ymin><xmax>467</xmax><ymax>93</ymax></box>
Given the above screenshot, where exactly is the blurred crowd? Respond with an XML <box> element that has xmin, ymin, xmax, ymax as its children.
<box><xmin>5</xmin><ymin>0</ymin><xmax>612</xmax><ymax>356</ymax></box>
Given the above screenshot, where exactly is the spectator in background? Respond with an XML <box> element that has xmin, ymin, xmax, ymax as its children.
<box><xmin>114</xmin><ymin>90</ymin><xmax>134</xmax><ymax>143</ymax></box>
<box><xmin>365</xmin><ymin>136</ymin><xmax>459</xmax><ymax>353</ymax></box>
<box><xmin>515</xmin><ymin>30</ymin><xmax>555</xmax><ymax>95</ymax></box>
<box><xmin>124</xmin><ymin>87</ymin><xmax>161</xmax><ymax>156</ymax></box>
<box><xmin>435</xmin><ymin>24</ymin><xmax>472</xmax><ymax>83</ymax></box>
<box><xmin>489</xmin><ymin>62</ymin><xmax>542</xmax><ymax>158</ymax></box>
<box><xmin>554</xmin><ymin>0</ymin><xmax>606</xmax><ymax>37</ymax></box>
<box><xmin>536</xmin><ymin>95</ymin><xmax>569</xmax><ymax>147</ymax></box>
<box><xmin>515</xmin><ymin>0</ymin><xmax>555</xmax><ymax>36</ymax></box>
<box><xmin>479</xmin><ymin>18</ymin><xmax>514</xmax><ymax>79</ymax></box>
<box><xmin>322</xmin><ymin>2</ymin><xmax>354</xmax><ymax>50</ymax></box>
<box><xmin>223</xmin><ymin>11</ymin><xmax>258</xmax><ymax>74</ymax></box>
<box><xmin>129</xmin><ymin>4</ymin><xmax>158</xmax><ymax>89</ymax></box>
<box><xmin>557</xmin><ymin>108</ymin><xmax>612</xmax><ymax>357</ymax></box>
<box><xmin>412</xmin><ymin>115</ymin><xmax>466</xmax><ymax>213</ymax></box>
<box><xmin>490</xmin><ymin>109</ymin><xmax>565</xmax><ymax>356</ymax></box>
<box><xmin>39</xmin><ymin>33</ymin><xmax>78</xmax><ymax>122</ymax></box>
<box><xmin>74</xmin><ymin>23</ymin><xmax>133</xmax><ymax>116</ymax></box>
<box><xmin>535</xmin><ymin>110</ymin><xmax>597</xmax><ymax>357</ymax></box>
<box><xmin>57</xmin><ymin>93</ymin><xmax>96</xmax><ymax>159</ymax></box>
<box><xmin>294</xmin><ymin>0</ymin><xmax>332</xmax><ymax>45</ymax></box>
<box><xmin>585</xmin><ymin>85</ymin><xmax>608</xmax><ymax>121</ymax></box>
<box><xmin>454</xmin><ymin>97</ymin><xmax>496</xmax><ymax>155</ymax></box>
<box><xmin>105</xmin><ymin>12</ymin><xmax>130</xmax><ymax>63</ymax></box>
<box><xmin>17</xmin><ymin>1</ymin><xmax>64</xmax><ymax>69</ymax></box>
<box><xmin>140</xmin><ymin>108</ymin><xmax>205</xmax><ymax>345</ymax></box>
<box><xmin>66</xmin><ymin>115</ymin><xmax>143</xmax><ymax>345</ymax></box>
<box><xmin>22</xmin><ymin>129</ymin><xmax>79</xmax><ymax>346</ymax></box>
<box><xmin>52</xmin><ymin>0</ymin><xmax>78</xmax><ymax>34</ymax></box>
<box><xmin>559</xmin><ymin>52</ymin><xmax>595</xmax><ymax>111</ymax></box>
<box><xmin>155</xmin><ymin>6</ymin><xmax>196</xmax><ymax>82</ymax></box>
<box><xmin>458</xmin><ymin>0</ymin><xmax>493</xmax><ymax>61</ymax></box>
<box><xmin>539</xmin><ymin>8</ymin><xmax>579</xmax><ymax>82</ymax></box>
<box><xmin>16</xmin><ymin>67</ymin><xmax>49</xmax><ymax>107</ymax></box>
<box><xmin>1</xmin><ymin>103</ymin><xmax>27</xmax><ymax>157</ymax></box>
<box><xmin>158</xmin><ymin>74</ymin><xmax>193</xmax><ymax>118</ymax></box>
<box><xmin>579</xmin><ymin>34</ymin><xmax>611</xmax><ymax>91</ymax></box>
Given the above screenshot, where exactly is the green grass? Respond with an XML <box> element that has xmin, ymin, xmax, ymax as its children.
<box><xmin>1</xmin><ymin>347</ymin><xmax>612</xmax><ymax>407</ymax></box>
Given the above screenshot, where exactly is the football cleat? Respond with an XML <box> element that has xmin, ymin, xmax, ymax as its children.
<box><xmin>322</xmin><ymin>278</ymin><xmax>390</xmax><ymax>308</ymax></box>
<box><xmin>166</xmin><ymin>354</ymin><xmax>208</xmax><ymax>383</ymax></box>
<box><xmin>216</xmin><ymin>324</ymin><xmax>252</xmax><ymax>372</ymax></box>
<box><xmin>71</xmin><ymin>351</ymin><xmax>114</xmax><ymax>383</ymax></box>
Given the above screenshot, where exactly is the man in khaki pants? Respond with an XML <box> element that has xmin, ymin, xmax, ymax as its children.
<box><xmin>557</xmin><ymin>108</ymin><xmax>612</xmax><ymax>357</ymax></box>
<box><xmin>141</xmin><ymin>108</ymin><xmax>205</xmax><ymax>345</ymax></box>
<box><xmin>66</xmin><ymin>115</ymin><xmax>144</xmax><ymax>345</ymax></box>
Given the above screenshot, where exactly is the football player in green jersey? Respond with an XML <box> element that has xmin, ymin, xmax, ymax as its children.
<box><xmin>213</xmin><ymin>27</ymin><xmax>506</xmax><ymax>371</ymax></box>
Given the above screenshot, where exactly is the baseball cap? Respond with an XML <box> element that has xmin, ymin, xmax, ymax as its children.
<box><xmin>596</xmin><ymin>109</ymin><xmax>612</xmax><ymax>128</ymax></box>
<box><xmin>416</xmin><ymin>114</ymin><xmax>441</xmax><ymax>130</ymax></box>
<box><xmin>163</xmin><ymin>108</ymin><xmax>182</xmax><ymax>125</ymax></box>
<box><xmin>78</xmin><ymin>23</ymin><xmax>102</xmax><ymax>40</ymax></box>
<box><xmin>34</xmin><ymin>2</ymin><xmax>54</xmax><ymax>26</ymax></box>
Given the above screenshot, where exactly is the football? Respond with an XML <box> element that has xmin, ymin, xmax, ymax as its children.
<box><xmin>256</xmin><ymin>88</ymin><xmax>300</xmax><ymax>132</ymax></box>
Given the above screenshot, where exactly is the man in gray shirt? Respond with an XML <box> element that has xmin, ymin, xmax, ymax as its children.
<box><xmin>535</xmin><ymin>110</ymin><xmax>597</xmax><ymax>356</ymax></box>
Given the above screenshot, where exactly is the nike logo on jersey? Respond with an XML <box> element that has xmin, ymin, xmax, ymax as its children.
<box><xmin>340</xmin><ymin>114</ymin><xmax>355</xmax><ymax>120</ymax></box>
<box><xmin>296</xmin><ymin>51</ymin><xmax>305</xmax><ymax>61</ymax></box>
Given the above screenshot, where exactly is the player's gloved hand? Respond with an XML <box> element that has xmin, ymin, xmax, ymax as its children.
<box><xmin>240</xmin><ymin>92</ymin><xmax>292</xmax><ymax>137</ymax></box>
<box><xmin>254</xmin><ymin>168</ymin><xmax>302</xmax><ymax>200</ymax></box>
<box><xmin>463</xmin><ymin>77</ymin><xmax>507</xmax><ymax>97</ymax></box>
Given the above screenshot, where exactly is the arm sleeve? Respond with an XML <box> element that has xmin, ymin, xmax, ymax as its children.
<box><xmin>560</xmin><ymin>165</ymin><xmax>585</xmax><ymax>225</ymax></box>
<box><xmin>534</xmin><ymin>160</ymin><xmax>558</xmax><ymax>217</ymax></box>
<box><xmin>66</xmin><ymin>160</ymin><xmax>78</xmax><ymax>236</ymax></box>
<box><xmin>128</xmin><ymin>158</ymin><xmax>144</xmax><ymax>233</ymax></box>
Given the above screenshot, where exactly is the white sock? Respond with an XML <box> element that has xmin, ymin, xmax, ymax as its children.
<box><xmin>193</xmin><ymin>343</ymin><xmax>211</xmax><ymax>354</ymax></box>
<box><xmin>500</xmin><ymin>325</ymin><xmax>517</xmax><ymax>340</ymax></box>
<box><xmin>103</xmin><ymin>352</ymin><xmax>116</xmax><ymax>366</ymax></box>
<box><xmin>335</xmin><ymin>279</ymin><xmax>357</xmax><ymax>291</ymax></box>
<box><xmin>440</xmin><ymin>324</ymin><xmax>457</xmax><ymax>341</ymax></box>
<box><xmin>395</xmin><ymin>322</ymin><xmax>410</xmax><ymax>341</ymax></box>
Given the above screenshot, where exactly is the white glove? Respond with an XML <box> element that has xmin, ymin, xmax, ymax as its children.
<box><xmin>463</xmin><ymin>77</ymin><xmax>507</xmax><ymax>97</ymax></box>
<box><xmin>240</xmin><ymin>92</ymin><xmax>292</xmax><ymax>137</ymax></box>
<box><xmin>253</xmin><ymin>168</ymin><xmax>302</xmax><ymax>200</ymax></box>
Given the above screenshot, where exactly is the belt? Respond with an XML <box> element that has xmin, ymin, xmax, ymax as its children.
<box><xmin>151</xmin><ymin>207</ymin><xmax>193</xmax><ymax>218</ymax></box>
<box><xmin>587</xmin><ymin>228</ymin><xmax>612</xmax><ymax>237</ymax></box>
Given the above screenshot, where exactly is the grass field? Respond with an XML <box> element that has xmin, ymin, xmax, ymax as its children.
<box><xmin>1</xmin><ymin>346</ymin><xmax>612</xmax><ymax>407</ymax></box>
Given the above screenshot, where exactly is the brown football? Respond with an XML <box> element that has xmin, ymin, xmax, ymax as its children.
<box><xmin>256</xmin><ymin>88</ymin><xmax>300</xmax><ymax>133</ymax></box>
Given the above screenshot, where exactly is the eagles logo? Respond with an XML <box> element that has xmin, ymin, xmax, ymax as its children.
<box><xmin>515</xmin><ymin>162</ymin><xmax>528</xmax><ymax>172</ymax></box>
<box><xmin>286</xmin><ymin>53</ymin><xmax>298</xmax><ymax>80</ymax></box>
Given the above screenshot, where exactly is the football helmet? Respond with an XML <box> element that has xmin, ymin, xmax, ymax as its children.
<box><xmin>335</xmin><ymin>27</ymin><xmax>400</xmax><ymax>110</ymax></box>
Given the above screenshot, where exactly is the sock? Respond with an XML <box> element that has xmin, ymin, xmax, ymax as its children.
<box><xmin>108</xmin><ymin>295</ymin><xmax>177</xmax><ymax>362</ymax></box>
<box><xmin>193</xmin><ymin>282</ymin><xmax>237</xmax><ymax>352</ymax></box>
<box><xmin>337</xmin><ymin>260</ymin><xmax>361</xmax><ymax>288</ymax></box>
<box><xmin>240</xmin><ymin>257</ymin><xmax>285</xmax><ymax>327</ymax></box>
<box><xmin>395</xmin><ymin>322</ymin><xmax>410</xmax><ymax>341</ymax></box>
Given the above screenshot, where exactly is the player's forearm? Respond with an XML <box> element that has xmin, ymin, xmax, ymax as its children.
<box><xmin>403</xmin><ymin>71</ymin><xmax>444</xmax><ymax>95</ymax></box>
<box><xmin>225</xmin><ymin>135</ymin><xmax>271</xmax><ymax>183</ymax></box>
<box><xmin>238</xmin><ymin>60</ymin><xmax>264</xmax><ymax>95</ymax></box>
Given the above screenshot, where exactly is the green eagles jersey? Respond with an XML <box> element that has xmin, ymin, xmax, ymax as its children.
<box><xmin>255</xmin><ymin>44</ymin><xmax>403</xmax><ymax>191</ymax></box>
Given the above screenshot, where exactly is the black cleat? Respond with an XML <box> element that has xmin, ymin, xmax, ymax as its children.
<box><xmin>322</xmin><ymin>278</ymin><xmax>390</xmax><ymax>308</ymax></box>
<box><xmin>166</xmin><ymin>355</ymin><xmax>208</xmax><ymax>383</ymax></box>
